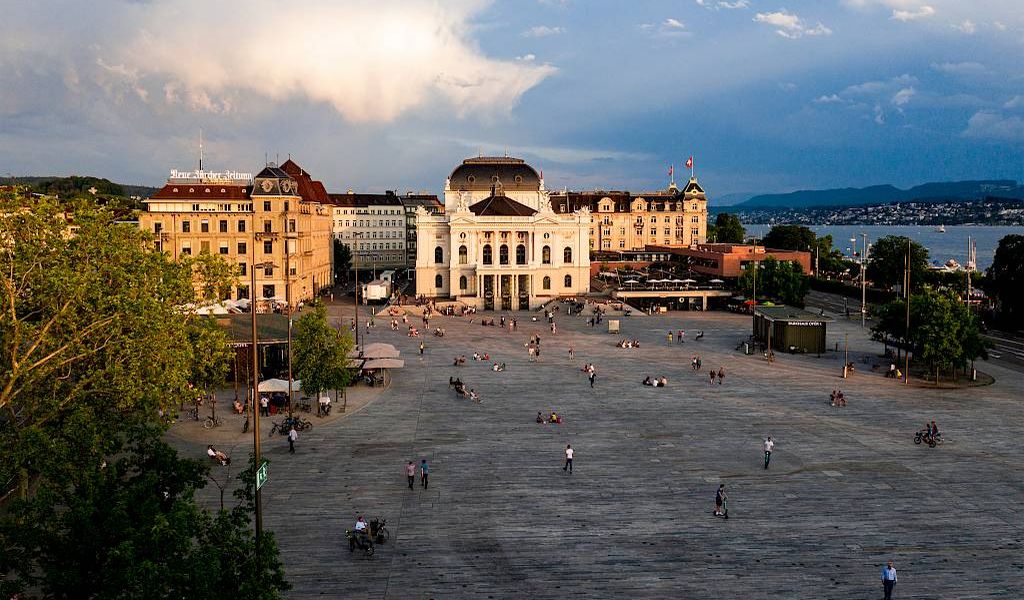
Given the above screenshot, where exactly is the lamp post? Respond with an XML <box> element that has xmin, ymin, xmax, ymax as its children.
<box><xmin>751</xmin><ymin>237</ymin><xmax>758</xmax><ymax>308</ymax></box>
<box><xmin>250</xmin><ymin>231</ymin><xmax>276</xmax><ymax>545</ymax></box>
<box><xmin>353</xmin><ymin>233</ymin><xmax>362</xmax><ymax>349</ymax></box>
<box><xmin>860</xmin><ymin>233</ymin><xmax>869</xmax><ymax>328</ymax></box>
<box><xmin>904</xmin><ymin>237</ymin><xmax>911</xmax><ymax>385</ymax></box>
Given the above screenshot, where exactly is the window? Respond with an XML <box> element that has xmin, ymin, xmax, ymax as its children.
<box><xmin>238</xmin><ymin>219</ymin><xmax>246</xmax><ymax>232</ymax></box>
<box><xmin>283</xmin><ymin>201</ymin><xmax>289</xmax><ymax>212</ymax></box>
<box><xmin>181</xmin><ymin>220</ymin><xmax>191</xmax><ymax>233</ymax></box>
<box><xmin>219</xmin><ymin>243</ymin><xmax>229</xmax><ymax>255</ymax></box>
<box><xmin>238</xmin><ymin>262</ymin><xmax>247</xmax><ymax>276</ymax></box>
<box><xmin>434</xmin><ymin>274</ymin><xmax>443</xmax><ymax>288</ymax></box>
<box><xmin>237</xmin><ymin>285</ymin><xmax>249</xmax><ymax>300</ymax></box>
<box><xmin>459</xmin><ymin>245</ymin><xmax>468</xmax><ymax>264</ymax></box>
<box><xmin>542</xmin><ymin>245</ymin><xmax>551</xmax><ymax>264</ymax></box>
<box><xmin>692</xmin><ymin>228</ymin><xmax>699</xmax><ymax>236</ymax></box>
<box><xmin>263</xmin><ymin>201</ymin><xmax>271</xmax><ymax>212</ymax></box>
<box><xmin>262</xmin><ymin>285</ymin><xmax>275</xmax><ymax>299</ymax></box>
<box><xmin>434</xmin><ymin>246</ymin><xmax>444</xmax><ymax>264</ymax></box>
<box><xmin>200</xmin><ymin>241</ymin><xmax>210</xmax><ymax>253</ymax></box>
<box><xmin>264</xmin><ymin>220</ymin><xmax>272</xmax><ymax>233</ymax></box>
<box><xmin>482</xmin><ymin>244</ymin><xmax>493</xmax><ymax>265</ymax></box>
<box><xmin>499</xmin><ymin>244</ymin><xmax>509</xmax><ymax>265</ymax></box>
<box><xmin>289</xmin><ymin>219</ymin><xmax>296</xmax><ymax>232</ymax></box>
<box><xmin>264</xmin><ymin>265</ymin><xmax>273</xmax><ymax>277</ymax></box>
<box><xmin>664</xmin><ymin>217</ymin><xmax>670</xmax><ymax>223</ymax></box>
<box><xmin>153</xmin><ymin>222</ymin><xmax>163</xmax><ymax>234</ymax></box>
<box><xmin>459</xmin><ymin>275</ymin><xmax>467</xmax><ymax>290</ymax></box>
<box><xmin>201</xmin><ymin>220</ymin><xmax>210</xmax><ymax>233</ymax></box>
<box><xmin>264</xmin><ymin>240</ymin><xmax>273</xmax><ymax>254</ymax></box>
<box><xmin>238</xmin><ymin>242</ymin><xmax>247</xmax><ymax>254</ymax></box>
<box><xmin>181</xmin><ymin>245</ymin><xmax>192</xmax><ymax>256</ymax></box>
<box><xmin>219</xmin><ymin>220</ymin><xmax>228</xmax><ymax>233</ymax></box>
<box><xmin>619</xmin><ymin>240</ymin><xmax>625</xmax><ymax>248</ymax></box>
<box><xmin>650</xmin><ymin>216</ymin><xmax>657</xmax><ymax>223</ymax></box>
<box><xmin>563</xmin><ymin>247</ymin><xmax>572</xmax><ymax>263</ymax></box>
<box><xmin>516</xmin><ymin>244</ymin><xmax>526</xmax><ymax>265</ymax></box>
<box><xmin>542</xmin><ymin>276</ymin><xmax>551</xmax><ymax>290</ymax></box>
<box><xmin>564</xmin><ymin>274</ymin><xmax>572</xmax><ymax>288</ymax></box>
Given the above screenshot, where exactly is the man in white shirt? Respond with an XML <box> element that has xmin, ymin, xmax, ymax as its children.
<box><xmin>763</xmin><ymin>436</ymin><xmax>775</xmax><ymax>470</ymax></box>
<box><xmin>881</xmin><ymin>560</ymin><xmax>897</xmax><ymax>599</ymax></box>
<box><xmin>288</xmin><ymin>427</ymin><xmax>298</xmax><ymax>454</ymax></box>
<box><xmin>563</xmin><ymin>444</ymin><xmax>574</xmax><ymax>474</ymax></box>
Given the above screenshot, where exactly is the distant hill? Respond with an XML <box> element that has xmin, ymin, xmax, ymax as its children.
<box><xmin>3</xmin><ymin>176</ymin><xmax>159</xmax><ymax>200</ymax></box>
<box><xmin>739</xmin><ymin>180</ymin><xmax>1024</xmax><ymax>209</ymax></box>
<box><xmin>711</xmin><ymin>192</ymin><xmax>757</xmax><ymax>206</ymax></box>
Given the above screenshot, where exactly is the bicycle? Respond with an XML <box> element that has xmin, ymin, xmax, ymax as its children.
<box><xmin>203</xmin><ymin>415</ymin><xmax>223</xmax><ymax>429</ymax></box>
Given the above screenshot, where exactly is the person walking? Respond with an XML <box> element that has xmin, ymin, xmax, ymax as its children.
<box><xmin>714</xmin><ymin>484</ymin><xmax>727</xmax><ymax>516</ymax></box>
<box><xmin>763</xmin><ymin>436</ymin><xmax>774</xmax><ymax>469</ymax></box>
<box><xmin>287</xmin><ymin>427</ymin><xmax>298</xmax><ymax>454</ymax></box>
<box><xmin>717</xmin><ymin>367</ymin><xmax>725</xmax><ymax>385</ymax></box>
<box><xmin>260</xmin><ymin>395</ymin><xmax>270</xmax><ymax>417</ymax></box>
<box><xmin>588</xmin><ymin>369</ymin><xmax>596</xmax><ymax>388</ymax></box>
<box><xmin>406</xmin><ymin>461</ymin><xmax>416</xmax><ymax>489</ymax></box>
<box><xmin>881</xmin><ymin>560</ymin><xmax>898</xmax><ymax>599</ymax></box>
<box><xmin>419</xmin><ymin>341</ymin><xmax>425</xmax><ymax>355</ymax></box>
<box><xmin>420</xmin><ymin>459</ymin><xmax>429</xmax><ymax>489</ymax></box>
<box><xmin>568</xmin><ymin>345</ymin><xmax>575</xmax><ymax>362</ymax></box>
<box><xmin>709</xmin><ymin>370</ymin><xmax>716</xmax><ymax>386</ymax></box>
<box><xmin>563</xmin><ymin>444</ymin><xmax>573</xmax><ymax>473</ymax></box>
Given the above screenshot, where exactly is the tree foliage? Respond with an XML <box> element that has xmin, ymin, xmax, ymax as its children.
<box><xmin>867</xmin><ymin>235</ymin><xmax>929</xmax><ymax>290</ymax></box>
<box><xmin>985</xmin><ymin>234</ymin><xmax>1024</xmax><ymax>328</ymax></box>
<box><xmin>761</xmin><ymin>225</ymin><xmax>816</xmax><ymax>251</ymax></box>
<box><xmin>293</xmin><ymin>303</ymin><xmax>354</xmax><ymax>399</ymax></box>
<box><xmin>738</xmin><ymin>256</ymin><xmax>810</xmax><ymax>307</ymax></box>
<box><xmin>712</xmin><ymin>213</ymin><xmax>745</xmax><ymax>243</ymax></box>
<box><xmin>333</xmin><ymin>238</ymin><xmax>352</xmax><ymax>283</ymax></box>
<box><xmin>191</xmin><ymin>251</ymin><xmax>240</xmax><ymax>303</ymax></box>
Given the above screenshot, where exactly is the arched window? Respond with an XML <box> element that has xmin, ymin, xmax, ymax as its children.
<box><xmin>542</xmin><ymin>245</ymin><xmax>551</xmax><ymax>264</ymax></box>
<box><xmin>542</xmin><ymin>276</ymin><xmax>551</xmax><ymax>290</ymax></box>
<box><xmin>516</xmin><ymin>244</ymin><xmax>526</xmax><ymax>265</ymax></box>
<box><xmin>482</xmin><ymin>244</ymin><xmax>493</xmax><ymax>265</ymax></box>
<box><xmin>459</xmin><ymin>275</ymin><xmax>467</xmax><ymax>290</ymax></box>
<box><xmin>434</xmin><ymin>246</ymin><xmax>443</xmax><ymax>264</ymax></box>
<box><xmin>564</xmin><ymin>274</ymin><xmax>572</xmax><ymax>288</ymax></box>
<box><xmin>499</xmin><ymin>244</ymin><xmax>509</xmax><ymax>265</ymax></box>
<box><xmin>563</xmin><ymin>246</ymin><xmax>572</xmax><ymax>263</ymax></box>
<box><xmin>434</xmin><ymin>274</ymin><xmax>443</xmax><ymax>288</ymax></box>
<box><xmin>458</xmin><ymin>245</ymin><xmax>468</xmax><ymax>265</ymax></box>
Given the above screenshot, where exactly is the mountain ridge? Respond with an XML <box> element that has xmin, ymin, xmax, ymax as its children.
<box><xmin>739</xmin><ymin>179</ymin><xmax>1023</xmax><ymax>209</ymax></box>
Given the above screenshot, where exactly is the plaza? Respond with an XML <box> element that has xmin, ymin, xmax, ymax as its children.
<box><xmin>171</xmin><ymin>303</ymin><xmax>1024</xmax><ymax>599</ymax></box>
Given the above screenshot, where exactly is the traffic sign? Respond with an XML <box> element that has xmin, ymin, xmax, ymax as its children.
<box><xmin>256</xmin><ymin>461</ymin><xmax>268</xmax><ymax>490</ymax></box>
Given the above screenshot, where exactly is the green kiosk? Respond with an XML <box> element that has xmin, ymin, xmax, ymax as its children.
<box><xmin>753</xmin><ymin>306</ymin><xmax>828</xmax><ymax>355</ymax></box>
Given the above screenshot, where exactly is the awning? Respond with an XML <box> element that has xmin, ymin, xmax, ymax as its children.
<box><xmin>363</xmin><ymin>358</ymin><xmax>405</xmax><ymax>369</ymax></box>
<box><xmin>359</xmin><ymin>342</ymin><xmax>401</xmax><ymax>359</ymax></box>
<box><xmin>257</xmin><ymin>378</ymin><xmax>301</xmax><ymax>393</ymax></box>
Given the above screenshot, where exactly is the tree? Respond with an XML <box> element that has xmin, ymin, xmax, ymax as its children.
<box><xmin>761</xmin><ymin>225</ymin><xmax>817</xmax><ymax>251</ymax></box>
<box><xmin>293</xmin><ymin>303</ymin><xmax>355</xmax><ymax>404</ymax></box>
<box><xmin>986</xmin><ymin>234</ymin><xmax>1024</xmax><ymax>328</ymax></box>
<box><xmin>0</xmin><ymin>424</ymin><xmax>289</xmax><ymax>599</ymax></box>
<box><xmin>738</xmin><ymin>256</ymin><xmax>810</xmax><ymax>307</ymax></box>
<box><xmin>333</xmin><ymin>238</ymin><xmax>352</xmax><ymax>283</ymax></box>
<box><xmin>867</xmin><ymin>235</ymin><xmax>929</xmax><ymax>290</ymax></box>
<box><xmin>712</xmin><ymin>213</ymin><xmax>745</xmax><ymax>243</ymax></box>
<box><xmin>192</xmin><ymin>251</ymin><xmax>239</xmax><ymax>303</ymax></box>
<box><xmin>188</xmin><ymin>316</ymin><xmax>234</xmax><ymax>410</ymax></box>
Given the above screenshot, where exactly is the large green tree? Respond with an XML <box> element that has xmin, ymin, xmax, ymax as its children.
<box><xmin>761</xmin><ymin>225</ymin><xmax>817</xmax><ymax>251</ymax></box>
<box><xmin>986</xmin><ymin>234</ymin><xmax>1024</xmax><ymax>327</ymax></box>
<box><xmin>293</xmin><ymin>303</ymin><xmax>355</xmax><ymax>403</ymax></box>
<box><xmin>333</xmin><ymin>238</ymin><xmax>352</xmax><ymax>283</ymax></box>
<box><xmin>738</xmin><ymin>256</ymin><xmax>810</xmax><ymax>307</ymax></box>
<box><xmin>711</xmin><ymin>213</ymin><xmax>745</xmax><ymax>243</ymax></box>
<box><xmin>867</xmin><ymin>235</ymin><xmax>929</xmax><ymax>290</ymax></box>
<box><xmin>0</xmin><ymin>195</ymin><xmax>288</xmax><ymax>596</ymax></box>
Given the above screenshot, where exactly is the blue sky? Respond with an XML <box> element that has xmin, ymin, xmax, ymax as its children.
<box><xmin>1</xmin><ymin>0</ymin><xmax>1022</xmax><ymax>200</ymax></box>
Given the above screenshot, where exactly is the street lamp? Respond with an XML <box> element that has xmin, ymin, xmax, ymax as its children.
<box><xmin>249</xmin><ymin>243</ymin><xmax>276</xmax><ymax>544</ymax></box>
<box><xmin>860</xmin><ymin>234</ymin><xmax>870</xmax><ymax>328</ymax></box>
<box><xmin>352</xmin><ymin>232</ymin><xmax>363</xmax><ymax>349</ymax></box>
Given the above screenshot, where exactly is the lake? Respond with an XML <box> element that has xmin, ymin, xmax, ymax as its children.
<box><xmin>742</xmin><ymin>224</ymin><xmax>1023</xmax><ymax>271</ymax></box>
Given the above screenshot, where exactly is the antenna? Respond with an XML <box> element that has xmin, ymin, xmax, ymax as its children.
<box><xmin>199</xmin><ymin>129</ymin><xmax>204</xmax><ymax>171</ymax></box>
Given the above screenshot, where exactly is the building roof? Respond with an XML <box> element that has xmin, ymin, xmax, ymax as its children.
<box><xmin>549</xmin><ymin>189</ymin><xmax>685</xmax><ymax>214</ymax></box>
<box><xmin>683</xmin><ymin>177</ymin><xmax>705</xmax><ymax>195</ymax></box>
<box><xmin>753</xmin><ymin>306</ymin><xmax>829</xmax><ymax>322</ymax></box>
<box><xmin>401</xmin><ymin>194</ymin><xmax>444</xmax><ymax>212</ymax></box>
<box><xmin>448</xmin><ymin>156</ymin><xmax>541</xmax><ymax>192</ymax></box>
<box><xmin>254</xmin><ymin>165</ymin><xmax>291</xmax><ymax>179</ymax></box>
<box><xmin>280</xmin><ymin>158</ymin><xmax>330</xmax><ymax>204</ymax></box>
<box><xmin>325</xmin><ymin>191</ymin><xmax>404</xmax><ymax>208</ymax></box>
<box><xmin>467</xmin><ymin>193</ymin><xmax>538</xmax><ymax>217</ymax></box>
<box><xmin>148</xmin><ymin>183</ymin><xmax>251</xmax><ymax>202</ymax></box>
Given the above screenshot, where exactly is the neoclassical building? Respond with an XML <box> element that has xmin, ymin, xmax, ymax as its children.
<box><xmin>414</xmin><ymin>157</ymin><xmax>590</xmax><ymax>310</ymax></box>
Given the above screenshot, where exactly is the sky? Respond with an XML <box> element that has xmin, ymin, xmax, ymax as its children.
<box><xmin>1</xmin><ymin>0</ymin><xmax>1023</xmax><ymax>200</ymax></box>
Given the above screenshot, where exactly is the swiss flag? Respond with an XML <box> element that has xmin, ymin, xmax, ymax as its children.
<box><xmin>685</xmin><ymin>156</ymin><xmax>693</xmax><ymax>169</ymax></box>
<box><xmin>668</xmin><ymin>165</ymin><xmax>674</xmax><ymax>177</ymax></box>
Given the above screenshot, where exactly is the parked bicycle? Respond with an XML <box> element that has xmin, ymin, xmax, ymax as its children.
<box><xmin>203</xmin><ymin>415</ymin><xmax>223</xmax><ymax>429</ymax></box>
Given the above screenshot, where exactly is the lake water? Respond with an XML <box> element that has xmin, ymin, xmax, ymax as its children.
<box><xmin>742</xmin><ymin>224</ymin><xmax>1023</xmax><ymax>271</ymax></box>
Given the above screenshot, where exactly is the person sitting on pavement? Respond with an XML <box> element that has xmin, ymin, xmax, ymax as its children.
<box><xmin>469</xmin><ymin>389</ymin><xmax>480</xmax><ymax>402</ymax></box>
<box><xmin>658</xmin><ymin>376</ymin><xmax>668</xmax><ymax>387</ymax></box>
<box><xmin>537</xmin><ymin>411</ymin><xmax>544</xmax><ymax>423</ymax></box>
<box><xmin>207</xmin><ymin>445</ymin><xmax>230</xmax><ymax>466</ymax></box>
<box><xmin>642</xmin><ymin>376</ymin><xmax>653</xmax><ymax>386</ymax></box>
<box><xmin>232</xmin><ymin>399</ymin><xmax>244</xmax><ymax>414</ymax></box>
<box><xmin>350</xmin><ymin>516</ymin><xmax>370</xmax><ymax>550</ymax></box>
<box><xmin>549</xmin><ymin>412</ymin><xmax>561</xmax><ymax>424</ymax></box>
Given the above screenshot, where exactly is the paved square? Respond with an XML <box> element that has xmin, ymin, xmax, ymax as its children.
<box><xmin>183</xmin><ymin>306</ymin><xmax>1024</xmax><ymax>599</ymax></box>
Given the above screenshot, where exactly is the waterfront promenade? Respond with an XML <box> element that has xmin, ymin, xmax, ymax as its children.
<box><xmin>173</xmin><ymin>304</ymin><xmax>1024</xmax><ymax>599</ymax></box>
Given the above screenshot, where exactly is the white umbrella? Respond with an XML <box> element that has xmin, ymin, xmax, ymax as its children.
<box><xmin>710</xmin><ymin>279</ymin><xmax>724</xmax><ymax>283</ymax></box>
<box><xmin>360</xmin><ymin>342</ymin><xmax>401</xmax><ymax>359</ymax></box>
<box><xmin>363</xmin><ymin>358</ymin><xmax>405</xmax><ymax>369</ymax></box>
<box><xmin>681</xmin><ymin>278</ymin><xmax>697</xmax><ymax>284</ymax></box>
<box><xmin>258</xmin><ymin>378</ymin><xmax>301</xmax><ymax>393</ymax></box>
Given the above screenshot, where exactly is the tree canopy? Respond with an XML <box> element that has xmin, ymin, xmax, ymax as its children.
<box><xmin>333</xmin><ymin>238</ymin><xmax>352</xmax><ymax>282</ymax></box>
<box><xmin>986</xmin><ymin>234</ymin><xmax>1024</xmax><ymax>328</ymax></box>
<box><xmin>711</xmin><ymin>213</ymin><xmax>745</xmax><ymax>243</ymax></box>
<box><xmin>293</xmin><ymin>303</ymin><xmax>355</xmax><ymax>399</ymax></box>
<box><xmin>867</xmin><ymin>235</ymin><xmax>929</xmax><ymax>290</ymax></box>
<box><xmin>738</xmin><ymin>256</ymin><xmax>810</xmax><ymax>307</ymax></box>
<box><xmin>761</xmin><ymin>225</ymin><xmax>817</xmax><ymax>251</ymax></box>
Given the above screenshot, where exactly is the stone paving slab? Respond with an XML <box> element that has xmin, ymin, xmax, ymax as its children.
<box><xmin>171</xmin><ymin>305</ymin><xmax>1024</xmax><ymax>599</ymax></box>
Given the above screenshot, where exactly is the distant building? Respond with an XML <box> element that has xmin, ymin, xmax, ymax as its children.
<box><xmin>139</xmin><ymin>161</ymin><xmax>333</xmax><ymax>308</ymax></box>
<box><xmin>325</xmin><ymin>190</ymin><xmax>407</xmax><ymax>271</ymax></box>
<box><xmin>550</xmin><ymin>177</ymin><xmax>708</xmax><ymax>253</ymax></box>
<box><xmin>401</xmin><ymin>193</ymin><xmax>444</xmax><ymax>267</ymax></box>
<box><xmin>652</xmin><ymin>243</ymin><xmax>811</xmax><ymax>278</ymax></box>
<box><xmin>415</xmin><ymin>156</ymin><xmax>590</xmax><ymax>309</ymax></box>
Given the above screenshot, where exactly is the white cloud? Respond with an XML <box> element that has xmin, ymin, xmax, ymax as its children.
<box><xmin>952</xmin><ymin>19</ymin><xmax>976</xmax><ymax>34</ymax></box>
<box><xmin>841</xmin><ymin>74</ymin><xmax>917</xmax><ymax>96</ymax></box>
<box><xmin>664</xmin><ymin>18</ymin><xmax>687</xmax><ymax>30</ymax></box>
<box><xmin>754</xmin><ymin>11</ymin><xmax>832</xmax><ymax>39</ymax></box>
<box><xmin>101</xmin><ymin>1</ymin><xmax>556</xmax><ymax>123</ymax></box>
<box><xmin>640</xmin><ymin>18</ymin><xmax>692</xmax><ymax>38</ymax></box>
<box><xmin>778</xmin><ymin>82</ymin><xmax>798</xmax><ymax>91</ymax></box>
<box><xmin>815</xmin><ymin>94</ymin><xmax>844</xmax><ymax>103</ymax></box>
<box><xmin>962</xmin><ymin>110</ymin><xmax>1024</xmax><ymax>141</ymax></box>
<box><xmin>718</xmin><ymin>1</ymin><xmax>750</xmax><ymax>9</ymax></box>
<box><xmin>931</xmin><ymin>61</ymin><xmax>987</xmax><ymax>76</ymax></box>
<box><xmin>516</xmin><ymin>54</ymin><xmax>537</xmax><ymax>62</ymax></box>
<box><xmin>1005</xmin><ymin>95</ymin><xmax>1023</xmax><ymax>109</ymax></box>
<box><xmin>891</xmin><ymin>87</ymin><xmax>916</xmax><ymax>106</ymax></box>
<box><xmin>523</xmin><ymin>25</ymin><xmax>566</xmax><ymax>37</ymax></box>
<box><xmin>891</xmin><ymin>5</ymin><xmax>935</xmax><ymax>21</ymax></box>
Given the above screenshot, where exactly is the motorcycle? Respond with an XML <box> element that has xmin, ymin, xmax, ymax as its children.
<box><xmin>914</xmin><ymin>430</ymin><xmax>943</xmax><ymax>447</ymax></box>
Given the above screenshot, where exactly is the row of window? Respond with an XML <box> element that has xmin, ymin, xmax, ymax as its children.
<box><xmin>337</xmin><ymin>230</ymin><xmax>402</xmax><ymax>238</ymax></box>
<box><xmin>436</xmin><ymin>274</ymin><xmax>574</xmax><ymax>290</ymax></box>
<box><xmin>154</xmin><ymin>217</ymin><xmax>298</xmax><ymax>235</ymax></box>
<box><xmin>336</xmin><ymin>208</ymin><xmax>402</xmax><ymax>215</ymax></box>
<box><xmin>333</xmin><ymin>219</ymin><xmax>403</xmax><ymax>227</ymax></box>
<box><xmin>437</xmin><ymin>244</ymin><xmax>573</xmax><ymax>266</ymax></box>
<box><xmin>178</xmin><ymin>239</ymin><xmax>291</xmax><ymax>256</ymax></box>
